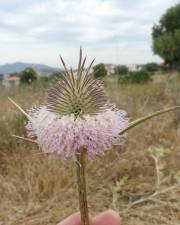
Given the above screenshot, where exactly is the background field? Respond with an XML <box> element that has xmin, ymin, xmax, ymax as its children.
<box><xmin>0</xmin><ymin>73</ymin><xmax>180</xmax><ymax>225</ymax></box>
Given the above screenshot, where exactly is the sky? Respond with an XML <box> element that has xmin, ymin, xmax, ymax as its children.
<box><xmin>0</xmin><ymin>0</ymin><xmax>179</xmax><ymax>68</ymax></box>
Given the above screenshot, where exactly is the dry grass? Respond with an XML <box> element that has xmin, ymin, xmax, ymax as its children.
<box><xmin>0</xmin><ymin>74</ymin><xmax>180</xmax><ymax>225</ymax></box>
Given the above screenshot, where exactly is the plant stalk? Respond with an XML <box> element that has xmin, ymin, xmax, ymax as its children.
<box><xmin>76</xmin><ymin>148</ymin><xmax>90</xmax><ymax>225</ymax></box>
<box><xmin>120</xmin><ymin>105</ymin><xmax>180</xmax><ymax>135</ymax></box>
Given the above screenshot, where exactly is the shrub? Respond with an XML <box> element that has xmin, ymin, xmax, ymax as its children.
<box><xmin>142</xmin><ymin>63</ymin><xmax>160</xmax><ymax>73</ymax></box>
<box><xmin>48</xmin><ymin>71</ymin><xmax>63</xmax><ymax>82</ymax></box>
<box><xmin>20</xmin><ymin>68</ymin><xmax>37</xmax><ymax>84</ymax></box>
<box><xmin>93</xmin><ymin>63</ymin><xmax>107</xmax><ymax>77</ymax></box>
<box><xmin>114</xmin><ymin>65</ymin><xmax>129</xmax><ymax>76</ymax></box>
<box><xmin>119</xmin><ymin>69</ymin><xmax>151</xmax><ymax>84</ymax></box>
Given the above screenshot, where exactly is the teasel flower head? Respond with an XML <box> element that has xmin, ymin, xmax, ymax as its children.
<box><xmin>47</xmin><ymin>49</ymin><xmax>107</xmax><ymax>118</ymax></box>
<box><xmin>26</xmin><ymin>49</ymin><xmax>129</xmax><ymax>158</ymax></box>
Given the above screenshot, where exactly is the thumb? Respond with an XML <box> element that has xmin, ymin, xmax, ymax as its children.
<box><xmin>92</xmin><ymin>210</ymin><xmax>121</xmax><ymax>225</ymax></box>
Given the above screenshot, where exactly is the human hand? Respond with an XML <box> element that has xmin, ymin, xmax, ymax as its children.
<box><xmin>57</xmin><ymin>210</ymin><xmax>121</xmax><ymax>225</ymax></box>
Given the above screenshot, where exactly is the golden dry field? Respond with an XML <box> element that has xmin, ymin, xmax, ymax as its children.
<box><xmin>0</xmin><ymin>74</ymin><xmax>180</xmax><ymax>225</ymax></box>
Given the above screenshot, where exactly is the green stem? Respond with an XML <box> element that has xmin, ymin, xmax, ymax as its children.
<box><xmin>120</xmin><ymin>106</ymin><xmax>180</xmax><ymax>135</ymax></box>
<box><xmin>76</xmin><ymin>148</ymin><xmax>90</xmax><ymax>225</ymax></box>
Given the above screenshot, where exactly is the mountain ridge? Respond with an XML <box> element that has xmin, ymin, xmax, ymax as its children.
<box><xmin>0</xmin><ymin>62</ymin><xmax>60</xmax><ymax>76</ymax></box>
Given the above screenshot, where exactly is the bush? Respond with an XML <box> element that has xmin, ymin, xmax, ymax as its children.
<box><xmin>93</xmin><ymin>63</ymin><xmax>107</xmax><ymax>77</ymax></box>
<box><xmin>114</xmin><ymin>65</ymin><xmax>128</xmax><ymax>76</ymax></box>
<box><xmin>119</xmin><ymin>69</ymin><xmax>151</xmax><ymax>84</ymax></box>
<box><xmin>48</xmin><ymin>71</ymin><xmax>63</xmax><ymax>82</ymax></box>
<box><xmin>20</xmin><ymin>68</ymin><xmax>37</xmax><ymax>84</ymax></box>
<box><xmin>142</xmin><ymin>63</ymin><xmax>160</xmax><ymax>73</ymax></box>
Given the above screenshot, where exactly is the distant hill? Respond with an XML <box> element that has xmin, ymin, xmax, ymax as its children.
<box><xmin>0</xmin><ymin>62</ymin><xmax>61</xmax><ymax>76</ymax></box>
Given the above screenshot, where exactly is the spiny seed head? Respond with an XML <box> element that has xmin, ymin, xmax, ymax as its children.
<box><xmin>47</xmin><ymin>49</ymin><xmax>107</xmax><ymax>117</ymax></box>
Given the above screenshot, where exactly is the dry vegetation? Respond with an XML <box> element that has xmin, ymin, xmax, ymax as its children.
<box><xmin>0</xmin><ymin>73</ymin><xmax>180</xmax><ymax>225</ymax></box>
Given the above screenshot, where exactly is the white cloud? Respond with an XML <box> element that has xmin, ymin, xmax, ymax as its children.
<box><xmin>0</xmin><ymin>0</ymin><xmax>179</xmax><ymax>67</ymax></box>
<box><xmin>27</xmin><ymin>2</ymin><xmax>49</xmax><ymax>14</ymax></box>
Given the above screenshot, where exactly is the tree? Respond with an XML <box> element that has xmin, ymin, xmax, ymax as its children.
<box><xmin>20</xmin><ymin>68</ymin><xmax>37</xmax><ymax>84</ymax></box>
<box><xmin>93</xmin><ymin>63</ymin><xmax>107</xmax><ymax>77</ymax></box>
<box><xmin>114</xmin><ymin>65</ymin><xmax>128</xmax><ymax>76</ymax></box>
<box><xmin>152</xmin><ymin>3</ymin><xmax>180</xmax><ymax>68</ymax></box>
<box><xmin>142</xmin><ymin>63</ymin><xmax>160</xmax><ymax>73</ymax></box>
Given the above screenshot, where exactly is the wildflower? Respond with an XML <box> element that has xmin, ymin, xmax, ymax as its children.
<box><xmin>26</xmin><ymin>50</ymin><xmax>129</xmax><ymax>159</ymax></box>
<box><xmin>26</xmin><ymin>105</ymin><xmax>128</xmax><ymax>158</ymax></box>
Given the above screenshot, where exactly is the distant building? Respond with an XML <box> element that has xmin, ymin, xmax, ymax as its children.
<box><xmin>126</xmin><ymin>64</ymin><xmax>142</xmax><ymax>71</ymax></box>
<box><xmin>104</xmin><ymin>64</ymin><xmax>142</xmax><ymax>75</ymax></box>
<box><xmin>2</xmin><ymin>73</ymin><xmax>20</xmax><ymax>88</ymax></box>
<box><xmin>104</xmin><ymin>64</ymin><xmax>116</xmax><ymax>75</ymax></box>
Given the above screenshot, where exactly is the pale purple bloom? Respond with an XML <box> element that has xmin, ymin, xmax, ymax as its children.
<box><xmin>25</xmin><ymin>51</ymin><xmax>129</xmax><ymax>159</ymax></box>
<box><xmin>26</xmin><ymin>105</ymin><xmax>128</xmax><ymax>159</ymax></box>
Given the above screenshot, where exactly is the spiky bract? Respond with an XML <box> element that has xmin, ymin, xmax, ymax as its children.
<box><xmin>48</xmin><ymin>49</ymin><xmax>107</xmax><ymax>118</ymax></box>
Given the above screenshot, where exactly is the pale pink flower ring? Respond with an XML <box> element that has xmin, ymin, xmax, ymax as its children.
<box><xmin>26</xmin><ymin>105</ymin><xmax>129</xmax><ymax>159</ymax></box>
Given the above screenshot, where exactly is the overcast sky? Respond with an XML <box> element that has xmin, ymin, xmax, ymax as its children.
<box><xmin>0</xmin><ymin>0</ymin><xmax>179</xmax><ymax>68</ymax></box>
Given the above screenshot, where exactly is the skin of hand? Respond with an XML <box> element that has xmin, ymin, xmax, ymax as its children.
<box><xmin>57</xmin><ymin>210</ymin><xmax>121</xmax><ymax>225</ymax></box>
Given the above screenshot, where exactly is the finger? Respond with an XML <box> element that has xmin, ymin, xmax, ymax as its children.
<box><xmin>92</xmin><ymin>210</ymin><xmax>121</xmax><ymax>225</ymax></box>
<box><xmin>57</xmin><ymin>212</ymin><xmax>81</xmax><ymax>225</ymax></box>
<box><xmin>57</xmin><ymin>212</ymin><xmax>92</xmax><ymax>225</ymax></box>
